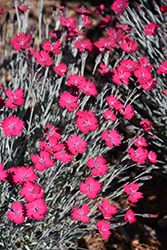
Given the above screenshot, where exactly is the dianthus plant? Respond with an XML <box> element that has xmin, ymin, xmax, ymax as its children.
<box><xmin>1</xmin><ymin>0</ymin><xmax>165</xmax><ymax>249</ymax></box>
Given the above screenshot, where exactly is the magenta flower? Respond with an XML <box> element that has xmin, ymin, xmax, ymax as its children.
<box><xmin>140</xmin><ymin>119</ymin><xmax>153</xmax><ymax>132</ymax></box>
<box><xmin>101</xmin><ymin>129</ymin><xmax>121</xmax><ymax>148</ymax></box>
<box><xmin>147</xmin><ymin>151</ymin><xmax>157</xmax><ymax>163</ymax></box>
<box><xmin>96</xmin><ymin>220</ymin><xmax>111</xmax><ymax>239</ymax></box>
<box><xmin>1</xmin><ymin>115</ymin><xmax>24</xmax><ymax>137</ymax></box>
<box><xmin>124</xmin><ymin>210</ymin><xmax>136</xmax><ymax>224</ymax></box>
<box><xmin>102</xmin><ymin>109</ymin><xmax>116</xmax><ymax>121</ymax></box>
<box><xmin>78</xmin><ymin>79</ymin><xmax>97</xmax><ymax>96</ymax></box>
<box><xmin>123</xmin><ymin>182</ymin><xmax>143</xmax><ymax>203</ymax></box>
<box><xmin>59</xmin><ymin>92</ymin><xmax>79</xmax><ymax>111</ymax></box>
<box><xmin>134</xmin><ymin>137</ymin><xmax>148</xmax><ymax>147</ymax></box>
<box><xmin>87</xmin><ymin>156</ymin><xmax>108</xmax><ymax>176</ymax></box>
<box><xmin>71</xmin><ymin>203</ymin><xmax>90</xmax><ymax>223</ymax></box>
<box><xmin>127</xmin><ymin>147</ymin><xmax>148</xmax><ymax>164</ymax></box>
<box><xmin>7</xmin><ymin>201</ymin><xmax>25</xmax><ymax>224</ymax></box>
<box><xmin>13</xmin><ymin>166</ymin><xmax>37</xmax><ymax>185</ymax></box>
<box><xmin>74</xmin><ymin>39</ymin><xmax>92</xmax><ymax>52</ymax></box>
<box><xmin>95</xmin><ymin>4</ymin><xmax>105</xmax><ymax>14</ymax></box>
<box><xmin>74</xmin><ymin>6</ymin><xmax>92</xmax><ymax>14</ymax></box>
<box><xmin>112</xmin><ymin>65</ymin><xmax>132</xmax><ymax>85</ymax></box>
<box><xmin>110</xmin><ymin>0</ymin><xmax>129</xmax><ymax>13</ymax></box>
<box><xmin>42</xmin><ymin>40</ymin><xmax>62</xmax><ymax>55</ymax></box>
<box><xmin>31</xmin><ymin>150</ymin><xmax>55</xmax><ymax>171</ymax></box>
<box><xmin>53</xmin><ymin>63</ymin><xmax>68</xmax><ymax>77</ymax></box>
<box><xmin>67</xmin><ymin>74</ymin><xmax>85</xmax><ymax>87</ymax></box>
<box><xmin>144</xmin><ymin>22</ymin><xmax>159</xmax><ymax>36</ymax></box>
<box><xmin>26</xmin><ymin>198</ymin><xmax>48</xmax><ymax>220</ymax></box>
<box><xmin>120</xmin><ymin>59</ymin><xmax>138</xmax><ymax>72</ymax></box>
<box><xmin>75</xmin><ymin>110</ymin><xmax>98</xmax><ymax>134</ymax></box>
<box><xmin>11</xmin><ymin>33</ymin><xmax>32</xmax><ymax>51</ymax></box>
<box><xmin>120</xmin><ymin>36</ymin><xmax>138</xmax><ymax>53</ymax></box>
<box><xmin>43</xmin><ymin>124</ymin><xmax>61</xmax><ymax>141</ymax></box>
<box><xmin>98</xmin><ymin>63</ymin><xmax>113</xmax><ymax>77</ymax></box>
<box><xmin>119</xmin><ymin>104</ymin><xmax>135</xmax><ymax>120</ymax></box>
<box><xmin>157</xmin><ymin>60</ymin><xmax>167</xmax><ymax>74</ymax></box>
<box><xmin>5</xmin><ymin>88</ymin><xmax>25</xmax><ymax>109</ymax></box>
<box><xmin>106</xmin><ymin>95</ymin><xmax>123</xmax><ymax>110</ymax></box>
<box><xmin>20</xmin><ymin>181</ymin><xmax>44</xmax><ymax>202</ymax></box>
<box><xmin>97</xmin><ymin>198</ymin><xmax>117</xmax><ymax>220</ymax></box>
<box><xmin>66</xmin><ymin>134</ymin><xmax>87</xmax><ymax>155</ymax></box>
<box><xmin>0</xmin><ymin>163</ymin><xmax>7</xmax><ymax>181</ymax></box>
<box><xmin>33</xmin><ymin>50</ymin><xmax>53</xmax><ymax>67</ymax></box>
<box><xmin>53</xmin><ymin>143</ymin><xmax>74</xmax><ymax>163</ymax></box>
<box><xmin>80</xmin><ymin>177</ymin><xmax>101</xmax><ymax>199</ymax></box>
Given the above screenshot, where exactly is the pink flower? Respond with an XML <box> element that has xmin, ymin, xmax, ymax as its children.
<box><xmin>124</xmin><ymin>210</ymin><xmax>136</xmax><ymax>224</ymax></box>
<box><xmin>80</xmin><ymin>15</ymin><xmax>93</xmax><ymax>28</ymax></box>
<box><xmin>43</xmin><ymin>124</ymin><xmax>61</xmax><ymax>141</ymax></box>
<box><xmin>42</xmin><ymin>40</ymin><xmax>62</xmax><ymax>55</ymax></box>
<box><xmin>60</xmin><ymin>17</ymin><xmax>76</xmax><ymax>29</ymax></box>
<box><xmin>75</xmin><ymin>110</ymin><xmax>98</xmax><ymax>133</ymax></box>
<box><xmin>157</xmin><ymin>61</ymin><xmax>167</xmax><ymax>74</ymax></box>
<box><xmin>5</xmin><ymin>88</ymin><xmax>25</xmax><ymax>109</ymax></box>
<box><xmin>140</xmin><ymin>119</ymin><xmax>153</xmax><ymax>132</ymax></box>
<box><xmin>102</xmin><ymin>109</ymin><xmax>116</xmax><ymax>121</ymax></box>
<box><xmin>99</xmin><ymin>16</ymin><xmax>113</xmax><ymax>28</ymax></box>
<box><xmin>71</xmin><ymin>203</ymin><xmax>90</xmax><ymax>223</ymax></box>
<box><xmin>67</xmin><ymin>74</ymin><xmax>85</xmax><ymax>87</ymax></box>
<box><xmin>134</xmin><ymin>67</ymin><xmax>152</xmax><ymax>85</ymax></box>
<box><xmin>33</xmin><ymin>50</ymin><xmax>53</xmax><ymax>67</ymax></box>
<box><xmin>1</xmin><ymin>115</ymin><xmax>24</xmax><ymax>137</ymax></box>
<box><xmin>94</xmin><ymin>37</ymin><xmax>117</xmax><ymax>53</ymax></box>
<box><xmin>80</xmin><ymin>177</ymin><xmax>101</xmax><ymax>199</ymax></box>
<box><xmin>31</xmin><ymin>151</ymin><xmax>54</xmax><ymax>171</ymax></box>
<box><xmin>123</xmin><ymin>182</ymin><xmax>143</xmax><ymax>203</ymax></box>
<box><xmin>0</xmin><ymin>163</ymin><xmax>7</xmax><ymax>181</ymax></box>
<box><xmin>97</xmin><ymin>198</ymin><xmax>117</xmax><ymax>220</ymax></box>
<box><xmin>110</xmin><ymin>0</ymin><xmax>129</xmax><ymax>13</ymax></box>
<box><xmin>148</xmin><ymin>151</ymin><xmax>157</xmax><ymax>163</ymax></box>
<box><xmin>13</xmin><ymin>5</ymin><xmax>29</xmax><ymax>13</ymax></box>
<box><xmin>138</xmin><ymin>57</ymin><xmax>153</xmax><ymax>71</ymax></box>
<box><xmin>39</xmin><ymin>138</ymin><xmax>62</xmax><ymax>154</ymax></box>
<box><xmin>7</xmin><ymin>201</ymin><xmax>25</xmax><ymax>224</ymax></box>
<box><xmin>119</xmin><ymin>59</ymin><xmax>138</xmax><ymax>72</ymax></box>
<box><xmin>74</xmin><ymin>6</ymin><xmax>92</xmax><ymax>14</ymax></box>
<box><xmin>13</xmin><ymin>166</ymin><xmax>37</xmax><ymax>185</ymax></box>
<box><xmin>59</xmin><ymin>92</ymin><xmax>79</xmax><ymax>111</ymax></box>
<box><xmin>140</xmin><ymin>79</ymin><xmax>157</xmax><ymax>91</ymax></box>
<box><xmin>101</xmin><ymin>129</ymin><xmax>121</xmax><ymax>148</ymax></box>
<box><xmin>98</xmin><ymin>63</ymin><xmax>113</xmax><ymax>77</ymax></box>
<box><xmin>20</xmin><ymin>181</ymin><xmax>44</xmax><ymax>202</ymax></box>
<box><xmin>119</xmin><ymin>104</ymin><xmax>135</xmax><ymax>120</ymax></box>
<box><xmin>107</xmin><ymin>28</ymin><xmax>123</xmax><ymax>43</ymax></box>
<box><xmin>53</xmin><ymin>63</ymin><xmax>68</xmax><ymax>77</ymax></box>
<box><xmin>87</xmin><ymin>156</ymin><xmax>108</xmax><ymax>176</ymax></box>
<box><xmin>160</xmin><ymin>5</ymin><xmax>167</xmax><ymax>13</ymax></box>
<box><xmin>11</xmin><ymin>33</ymin><xmax>32</xmax><ymax>51</ymax></box>
<box><xmin>78</xmin><ymin>80</ymin><xmax>97</xmax><ymax>96</ymax></box>
<box><xmin>26</xmin><ymin>198</ymin><xmax>48</xmax><ymax>220</ymax></box>
<box><xmin>127</xmin><ymin>147</ymin><xmax>148</xmax><ymax>164</ymax></box>
<box><xmin>74</xmin><ymin>39</ymin><xmax>92</xmax><ymax>52</ymax></box>
<box><xmin>53</xmin><ymin>143</ymin><xmax>74</xmax><ymax>163</ymax></box>
<box><xmin>96</xmin><ymin>220</ymin><xmax>111</xmax><ymax>239</ymax></box>
<box><xmin>66</xmin><ymin>134</ymin><xmax>87</xmax><ymax>155</ymax></box>
<box><xmin>134</xmin><ymin>137</ymin><xmax>148</xmax><ymax>147</ymax></box>
<box><xmin>106</xmin><ymin>95</ymin><xmax>123</xmax><ymax>110</ymax></box>
<box><xmin>144</xmin><ymin>22</ymin><xmax>159</xmax><ymax>36</ymax></box>
<box><xmin>95</xmin><ymin>4</ymin><xmax>105</xmax><ymax>14</ymax></box>
<box><xmin>112</xmin><ymin>66</ymin><xmax>132</xmax><ymax>85</ymax></box>
<box><xmin>120</xmin><ymin>36</ymin><xmax>138</xmax><ymax>53</ymax></box>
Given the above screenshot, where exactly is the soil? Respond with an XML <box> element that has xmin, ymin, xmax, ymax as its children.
<box><xmin>0</xmin><ymin>0</ymin><xmax>167</xmax><ymax>249</ymax></box>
